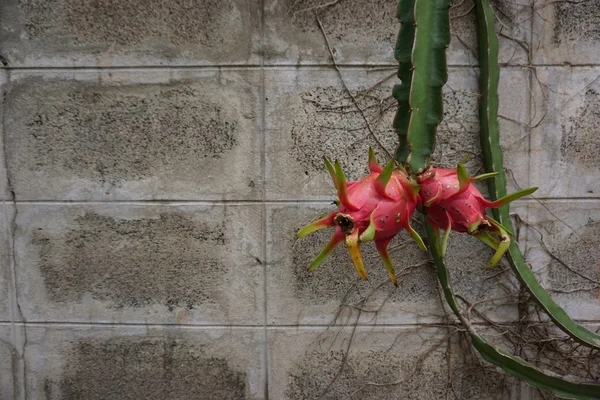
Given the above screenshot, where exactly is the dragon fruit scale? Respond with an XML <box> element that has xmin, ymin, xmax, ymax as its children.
<box><xmin>418</xmin><ymin>163</ymin><xmax>537</xmax><ymax>268</ymax></box>
<box><xmin>297</xmin><ymin>149</ymin><xmax>426</xmax><ymax>285</ymax></box>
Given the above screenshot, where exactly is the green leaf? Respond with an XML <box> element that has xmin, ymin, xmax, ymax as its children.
<box><xmin>425</xmin><ymin>219</ymin><xmax>600</xmax><ymax>399</ymax></box>
<box><xmin>475</xmin><ymin>0</ymin><xmax>600</xmax><ymax>349</ymax></box>
<box><xmin>405</xmin><ymin>0</ymin><xmax>451</xmax><ymax>173</ymax></box>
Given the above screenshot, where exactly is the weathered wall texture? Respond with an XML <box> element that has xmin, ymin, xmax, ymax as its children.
<box><xmin>0</xmin><ymin>0</ymin><xmax>599</xmax><ymax>398</ymax></box>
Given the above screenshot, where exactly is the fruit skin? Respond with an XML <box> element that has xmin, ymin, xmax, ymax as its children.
<box><xmin>297</xmin><ymin>149</ymin><xmax>425</xmax><ymax>285</ymax></box>
<box><xmin>417</xmin><ymin>164</ymin><xmax>537</xmax><ymax>267</ymax></box>
<box><xmin>418</xmin><ymin>167</ymin><xmax>491</xmax><ymax>233</ymax></box>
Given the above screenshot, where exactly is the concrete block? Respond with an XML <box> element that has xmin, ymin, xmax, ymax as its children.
<box><xmin>533</xmin><ymin>1</ymin><xmax>600</xmax><ymax>65</ymax></box>
<box><xmin>433</xmin><ymin>68</ymin><xmax>531</xmax><ymax>195</ymax></box>
<box><xmin>265</xmin><ymin>67</ymin><xmax>397</xmax><ymax>200</ymax></box>
<box><xmin>265</xmin><ymin>67</ymin><xmax>529</xmax><ymax>200</ymax></box>
<box><xmin>264</xmin><ymin>0</ymin><xmax>529</xmax><ymax>66</ymax></box>
<box><xmin>14</xmin><ymin>204</ymin><xmax>264</xmax><ymax>325</ymax></box>
<box><xmin>447</xmin><ymin>0</ymin><xmax>530</xmax><ymax>67</ymax></box>
<box><xmin>0</xmin><ymin>0</ymin><xmax>261</xmax><ymax>67</ymax></box>
<box><xmin>525</xmin><ymin>201</ymin><xmax>600</xmax><ymax>321</ymax></box>
<box><xmin>264</xmin><ymin>0</ymin><xmax>398</xmax><ymax>65</ymax></box>
<box><xmin>268</xmin><ymin>326</ymin><xmax>521</xmax><ymax>399</ymax></box>
<box><xmin>529</xmin><ymin>67</ymin><xmax>600</xmax><ymax>198</ymax></box>
<box><xmin>4</xmin><ymin>69</ymin><xmax>262</xmax><ymax>200</ymax></box>
<box><xmin>25</xmin><ymin>326</ymin><xmax>265</xmax><ymax>399</ymax></box>
<box><xmin>266</xmin><ymin>204</ymin><xmax>520</xmax><ymax>325</ymax></box>
<box><xmin>0</xmin><ymin>204</ymin><xmax>15</xmax><ymax>322</ymax></box>
<box><xmin>521</xmin><ymin>324</ymin><xmax>600</xmax><ymax>399</ymax></box>
<box><xmin>0</xmin><ymin>326</ymin><xmax>17</xmax><ymax>400</ymax></box>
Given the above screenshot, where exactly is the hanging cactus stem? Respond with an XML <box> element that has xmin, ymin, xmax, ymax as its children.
<box><xmin>426</xmin><ymin>218</ymin><xmax>600</xmax><ymax>399</ymax></box>
<box><xmin>475</xmin><ymin>0</ymin><xmax>600</xmax><ymax>351</ymax></box>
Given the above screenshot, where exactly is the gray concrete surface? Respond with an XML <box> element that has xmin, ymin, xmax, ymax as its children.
<box><xmin>1</xmin><ymin>0</ymin><xmax>599</xmax><ymax>399</ymax></box>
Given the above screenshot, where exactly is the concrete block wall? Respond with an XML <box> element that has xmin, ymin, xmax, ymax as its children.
<box><xmin>0</xmin><ymin>0</ymin><xmax>599</xmax><ymax>398</ymax></box>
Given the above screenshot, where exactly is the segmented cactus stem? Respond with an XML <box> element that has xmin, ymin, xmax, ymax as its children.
<box><xmin>476</xmin><ymin>0</ymin><xmax>600</xmax><ymax>350</ymax></box>
<box><xmin>426</xmin><ymin>220</ymin><xmax>600</xmax><ymax>399</ymax></box>
<box><xmin>404</xmin><ymin>0</ymin><xmax>452</xmax><ymax>173</ymax></box>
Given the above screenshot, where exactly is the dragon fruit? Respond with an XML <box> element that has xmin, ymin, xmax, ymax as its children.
<box><xmin>418</xmin><ymin>163</ymin><xmax>537</xmax><ymax>268</ymax></box>
<box><xmin>297</xmin><ymin>149</ymin><xmax>426</xmax><ymax>285</ymax></box>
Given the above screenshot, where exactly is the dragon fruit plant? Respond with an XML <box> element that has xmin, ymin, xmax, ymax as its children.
<box><xmin>297</xmin><ymin>154</ymin><xmax>535</xmax><ymax>283</ymax></box>
<box><xmin>418</xmin><ymin>164</ymin><xmax>536</xmax><ymax>267</ymax></box>
<box><xmin>296</xmin><ymin>0</ymin><xmax>600</xmax><ymax>396</ymax></box>
<box><xmin>297</xmin><ymin>150</ymin><xmax>425</xmax><ymax>285</ymax></box>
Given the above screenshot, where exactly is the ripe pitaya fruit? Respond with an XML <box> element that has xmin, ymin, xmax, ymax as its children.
<box><xmin>297</xmin><ymin>149</ymin><xmax>426</xmax><ymax>285</ymax></box>
<box><xmin>418</xmin><ymin>163</ymin><xmax>537</xmax><ymax>268</ymax></box>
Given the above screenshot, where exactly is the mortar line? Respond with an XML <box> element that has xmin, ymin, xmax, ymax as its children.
<box><xmin>0</xmin><ymin>320</ymin><xmax>596</xmax><ymax>328</ymax></box>
<box><xmin>0</xmin><ymin>319</ymin><xmax>600</xmax><ymax>331</ymax></box>
<box><xmin>4</xmin><ymin>63</ymin><xmax>600</xmax><ymax>72</ymax></box>
<box><xmin>2</xmin><ymin>67</ymin><xmax>27</xmax><ymax>400</ymax></box>
<box><xmin>522</xmin><ymin>0</ymin><xmax>535</xmax><ymax>273</ymax></box>
<box><xmin>259</xmin><ymin>0</ymin><xmax>269</xmax><ymax>397</ymax></box>
<box><xmin>5</xmin><ymin>198</ymin><xmax>600</xmax><ymax>205</ymax></box>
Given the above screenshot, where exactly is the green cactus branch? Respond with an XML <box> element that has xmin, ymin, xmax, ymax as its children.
<box><xmin>393</xmin><ymin>0</ymin><xmax>415</xmax><ymax>165</ymax></box>
<box><xmin>425</xmin><ymin>219</ymin><xmax>600</xmax><ymax>400</ymax></box>
<box><xmin>475</xmin><ymin>0</ymin><xmax>600</xmax><ymax>350</ymax></box>
<box><xmin>404</xmin><ymin>0</ymin><xmax>451</xmax><ymax>173</ymax></box>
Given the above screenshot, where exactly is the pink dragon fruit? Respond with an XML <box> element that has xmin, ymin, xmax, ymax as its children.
<box><xmin>418</xmin><ymin>163</ymin><xmax>537</xmax><ymax>267</ymax></box>
<box><xmin>297</xmin><ymin>149</ymin><xmax>425</xmax><ymax>285</ymax></box>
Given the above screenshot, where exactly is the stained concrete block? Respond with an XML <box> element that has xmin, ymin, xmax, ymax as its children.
<box><xmin>266</xmin><ymin>204</ymin><xmax>521</xmax><ymax>325</ymax></box>
<box><xmin>265</xmin><ymin>67</ymin><xmax>529</xmax><ymax>200</ymax></box>
<box><xmin>0</xmin><ymin>326</ymin><xmax>17</xmax><ymax>400</ymax></box>
<box><xmin>522</xmin><ymin>324</ymin><xmax>600</xmax><ymax>399</ymax></box>
<box><xmin>0</xmin><ymin>204</ymin><xmax>15</xmax><ymax>322</ymax></box>
<box><xmin>529</xmin><ymin>67</ymin><xmax>600</xmax><ymax>198</ymax></box>
<box><xmin>447</xmin><ymin>0</ymin><xmax>530</xmax><ymax>67</ymax></box>
<box><xmin>533</xmin><ymin>0</ymin><xmax>600</xmax><ymax>65</ymax></box>
<box><xmin>525</xmin><ymin>201</ymin><xmax>600</xmax><ymax>321</ymax></box>
<box><xmin>264</xmin><ymin>0</ymin><xmax>529</xmax><ymax>66</ymax></box>
<box><xmin>25</xmin><ymin>326</ymin><xmax>265</xmax><ymax>400</ymax></box>
<box><xmin>0</xmin><ymin>0</ymin><xmax>261</xmax><ymax>67</ymax></box>
<box><xmin>4</xmin><ymin>69</ymin><xmax>262</xmax><ymax>201</ymax></box>
<box><xmin>265</xmin><ymin>68</ymin><xmax>397</xmax><ymax>200</ymax></box>
<box><xmin>268</xmin><ymin>326</ymin><xmax>521</xmax><ymax>400</ymax></box>
<box><xmin>14</xmin><ymin>204</ymin><xmax>264</xmax><ymax>325</ymax></box>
